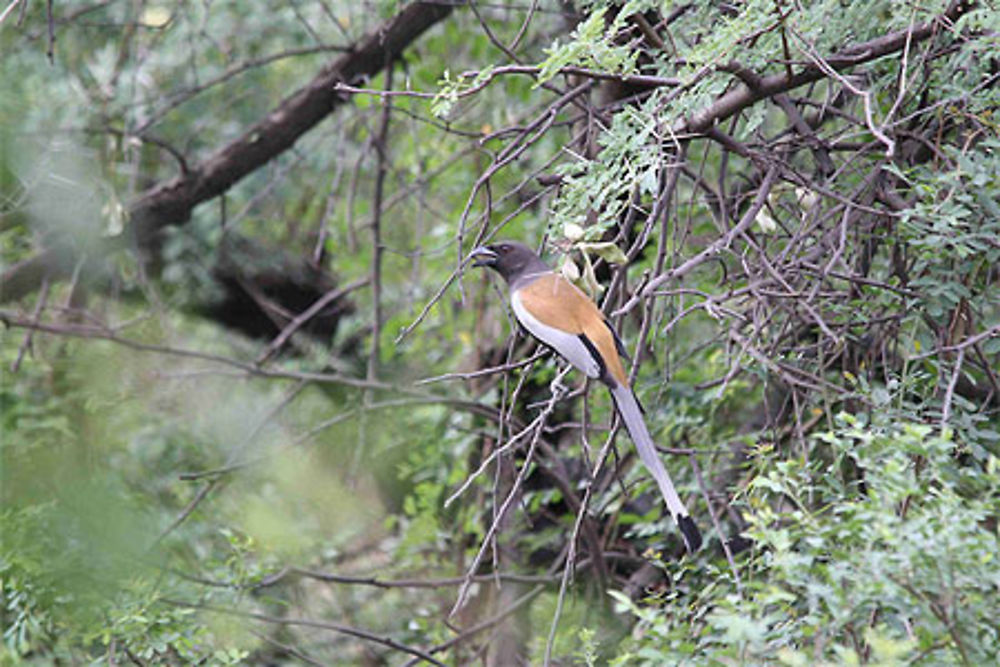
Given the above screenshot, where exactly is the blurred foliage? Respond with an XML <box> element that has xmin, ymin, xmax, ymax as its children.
<box><xmin>2</xmin><ymin>0</ymin><xmax>999</xmax><ymax>664</ymax></box>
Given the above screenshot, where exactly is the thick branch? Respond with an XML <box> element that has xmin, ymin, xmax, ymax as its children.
<box><xmin>678</xmin><ymin>1</ymin><xmax>974</xmax><ymax>135</ymax></box>
<box><xmin>1</xmin><ymin>1</ymin><xmax>455</xmax><ymax>304</ymax></box>
<box><xmin>130</xmin><ymin>0</ymin><xmax>454</xmax><ymax>242</ymax></box>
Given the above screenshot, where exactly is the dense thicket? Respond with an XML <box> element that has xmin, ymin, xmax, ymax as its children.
<box><xmin>2</xmin><ymin>1</ymin><xmax>998</xmax><ymax>664</ymax></box>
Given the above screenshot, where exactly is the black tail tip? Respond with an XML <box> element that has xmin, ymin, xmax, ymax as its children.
<box><xmin>678</xmin><ymin>515</ymin><xmax>702</xmax><ymax>553</ymax></box>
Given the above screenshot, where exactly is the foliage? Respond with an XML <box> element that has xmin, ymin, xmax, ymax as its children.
<box><xmin>610</xmin><ymin>417</ymin><xmax>1000</xmax><ymax>664</ymax></box>
<box><xmin>2</xmin><ymin>0</ymin><xmax>998</xmax><ymax>664</ymax></box>
<box><xmin>0</xmin><ymin>340</ymin><xmax>252</xmax><ymax>663</ymax></box>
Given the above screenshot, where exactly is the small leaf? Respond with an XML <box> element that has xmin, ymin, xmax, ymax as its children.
<box><xmin>560</xmin><ymin>256</ymin><xmax>580</xmax><ymax>282</ymax></box>
<box><xmin>581</xmin><ymin>252</ymin><xmax>601</xmax><ymax>296</ymax></box>
<box><xmin>563</xmin><ymin>222</ymin><xmax>585</xmax><ymax>241</ymax></box>
<box><xmin>796</xmin><ymin>187</ymin><xmax>819</xmax><ymax>212</ymax></box>
<box><xmin>639</xmin><ymin>166</ymin><xmax>659</xmax><ymax>195</ymax></box>
<box><xmin>755</xmin><ymin>208</ymin><xmax>778</xmax><ymax>233</ymax></box>
<box><xmin>579</xmin><ymin>242</ymin><xmax>627</xmax><ymax>265</ymax></box>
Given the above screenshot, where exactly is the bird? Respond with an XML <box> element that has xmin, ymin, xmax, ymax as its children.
<box><xmin>470</xmin><ymin>240</ymin><xmax>702</xmax><ymax>553</ymax></box>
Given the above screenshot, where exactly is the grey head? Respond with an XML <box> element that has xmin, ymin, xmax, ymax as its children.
<box><xmin>469</xmin><ymin>240</ymin><xmax>551</xmax><ymax>287</ymax></box>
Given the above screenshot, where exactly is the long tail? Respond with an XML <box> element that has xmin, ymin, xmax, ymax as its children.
<box><xmin>610</xmin><ymin>382</ymin><xmax>702</xmax><ymax>553</ymax></box>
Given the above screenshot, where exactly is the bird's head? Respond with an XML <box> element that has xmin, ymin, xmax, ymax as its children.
<box><xmin>469</xmin><ymin>241</ymin><xmax>547</xmax><ymax>285</ymax></box>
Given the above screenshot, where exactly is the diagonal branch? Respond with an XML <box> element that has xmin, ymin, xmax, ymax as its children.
<box><xmin>129</xmin><ymin>0</ymin><xmax>455</xmax><ymax>242</ymax></box>
<box><xmin>677</xmin><ymin>0</ymin><xmax>974</xmax><ymax>135</ymax></box>
<box><xmin>1</xmin><ymin>0</ymin><xmax>457</xmax><ymax>304</ymax></box>
<box><xmin>162</xmin><ymin>599</ymin><xmax>445</xmax><ymax>666</ymax></box>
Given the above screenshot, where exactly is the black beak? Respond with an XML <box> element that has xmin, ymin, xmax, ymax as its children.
<box><xmin>469</xmin><ymin>245</ymin><xmax>498</xmax><ymax>267</ymax></box>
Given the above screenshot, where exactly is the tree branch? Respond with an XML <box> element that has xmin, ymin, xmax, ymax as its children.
<box><xmin>129</xmin><ymin>0</ymin><xmax>455</xmax><ymax>244</ymax></box>
<box><xmin>1</xmin><ymin>0</ymin><xmax>456</xmax><ymax>303</ymax></box>
<box><xmin>677</xmin><ymin>1</ymin><xmax>974</xmax><ymax>135</ymax></box>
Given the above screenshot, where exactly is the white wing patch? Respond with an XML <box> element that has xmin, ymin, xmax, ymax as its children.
<box><xmin>511</xmin><ymin>291</ymin><xmax>602</xmax><ymax>379</ymax></box>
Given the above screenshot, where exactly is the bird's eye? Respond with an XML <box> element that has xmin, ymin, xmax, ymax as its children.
<box><xmin>498</xmin><ymin>244</ymin><xmax>510</xmax><ymax>254</ymax></box>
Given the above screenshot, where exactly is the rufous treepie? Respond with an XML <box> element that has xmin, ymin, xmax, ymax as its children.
<box><xmin>470</xmin><ymin>240</ymin><xmax>702</xmax><ymax>553</ymax></box>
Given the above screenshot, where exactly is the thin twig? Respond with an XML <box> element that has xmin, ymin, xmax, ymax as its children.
<box><xmin>162</xmin><ymin>599</ymin><xmax>445</xmax><ymax>666</ymax></box>
<box><xmin>10</xmin><ymin>277</ymin><xmax>49</xmax><ymax>373</ymax></box>
<box><xmin>413</xmin><ymin>586</ymin><xmax>544</xmax><ymax>664</ymax></box>
<box><xmin>256</xmin><ymin>277</ymin><xmax>369</xmax><ymax>364</ymax></box>
<box><xmin>45</xmin><ymin>0</ymin><xmax>55</xmax><ymax>63</ymax></box>
<box><xmin>449</xmin><ymin>367</ymin><xmax>572</xmax><ymax>618</ymax></box>
<box><xmin>688</xmin><ymin>453</ymin><xmax>743</xmax><ymax>595</ymax></box>
<box><xmin>417</xmin><ymin>350</ymin><xmax>547</xmax><ymax>385</ymax></box>
<box><xmin>912</xmin><ymin>324</ymin><xmax>1000</xmax><ymax>361</ymax></box>
<box><xmin>615</xmin><ymin>164</ymin><xmax>780</xmax><ymax>315</ymax></box>
<box><xmin>0</xmin><ymin>0</ymin><xmax>24</xmax><ymax>25</ymax></box>
<box><xmin>940</xmin><ymin>347</ymin><xmax>965</xmax><ymax>434</ymax></box>
<box><xmin>543</xmin><ymin>431</ymin><xmax>620</xmax><ymax>666</ymax></box>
